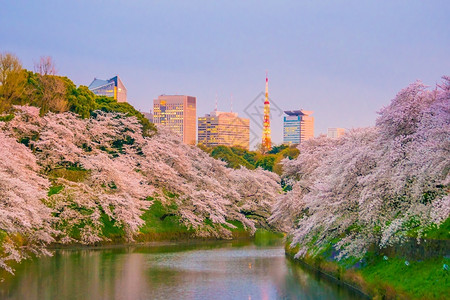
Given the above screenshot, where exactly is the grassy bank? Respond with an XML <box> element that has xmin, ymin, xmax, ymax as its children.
<box><xmin>285</xmin><ymin>242</ymin><xmax>449</xmax><ymax>299</ymax></box>
<box><xmin>50</xmin><ymin>196</ymin><xmax>266</xmax><ymax>246</ymax></box>
<box><xmin>102</xmin><ymin>200</ymin><xmax>257</xmax><ymax>243</ymax></box>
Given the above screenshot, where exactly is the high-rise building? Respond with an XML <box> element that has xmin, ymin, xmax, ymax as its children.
<box><xmin>88</xmin><ymin>76</ymin><xmax>127</xmax><ymax>102</ymax></box>
<box><xmin>327</xmin><ymin>128</ymin><xmax>345</xmax><ymax>138</ymax></box>
<box><xmin>153</xmin><ymin>95</ymin><xmax>196</xmax><ymax>144</ymax></box>
<box><xmin>198</xmin><ymin>110</ymin><xmax>250</xmax><ymax>150</ymax></box>
<box><xmin>283</xmin><ymin>110</ymin><xmax>314</xmax><ymax>145</ymax></box>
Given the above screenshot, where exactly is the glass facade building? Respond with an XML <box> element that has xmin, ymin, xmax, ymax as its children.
<box><xmin>198</xmin><ymin>111</ymin><xmax>250</xmax><ymax>150</ymax></box>
<box><xmin>153</xmin><ymin>95</ymin><xmax>197</xmax><ymax>145</ymax></box>
<box><xmin>88</xmin><ymin>76</ymin><xmax>127</xmax><ymax>103</ymax></box>
<box><xmin>283</xmin><ymin>110</ymin><xmax>314</xmax><ymax>145</ymax></box>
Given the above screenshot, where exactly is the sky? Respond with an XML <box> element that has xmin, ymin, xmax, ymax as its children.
<box><xmin>1</xmin><ymin>0</ymin><xmax>449</xmax><ymax>148</ymax></box>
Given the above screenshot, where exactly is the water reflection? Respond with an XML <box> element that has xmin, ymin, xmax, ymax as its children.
<box><xmin>0</xmin><ymin>240</ymin><xmax>365</xmax><ymax>300</ymax></box>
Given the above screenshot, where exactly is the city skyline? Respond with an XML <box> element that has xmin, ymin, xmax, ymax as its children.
<box><xmin>1</xmin><ymin>1</ymin><xmax>449</xmax><ymax>147</ymax></box>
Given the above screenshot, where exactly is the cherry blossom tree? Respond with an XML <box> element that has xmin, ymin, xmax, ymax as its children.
<box><xmin>1</xmin><ymin>105</ymin><xmax>281</xmax><ymax>271</ymax></box>
<box><xmin>0</xmin><ymin>129</ymin><xmax>54</xmax><ymax>274</ymax></box>
<box><xmin>271</xmin><ymin>77</ymin><xmax>450</xmax><ymax>259</ymax></box>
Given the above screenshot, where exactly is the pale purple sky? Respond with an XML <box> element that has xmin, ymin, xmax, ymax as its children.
<box><xmin>1</xmin><ymin>0</ymin><xmax>449</xmax><ymax>148</ymax></box>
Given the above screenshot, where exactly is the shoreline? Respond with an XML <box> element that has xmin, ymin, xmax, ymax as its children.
<box><xmin>284</xmin><ymin>242</ymin><xmax>449</xmax><ymax>300</ymax></box>
<box><xmin>46</xmin><ymin>235</ymin><xmax>257</xmax><ymax>251</ymax></box>
<box><xmin>285</xmin><ymin>249</ymin><xmax>371</xmax><ymax>299</ymax></box>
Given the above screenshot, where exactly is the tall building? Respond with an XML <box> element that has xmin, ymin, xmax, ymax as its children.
<box><xmin>198</xmin><ymin>110</ymin><xmax>250</xmax><ymax>150</ymax></box>
<box><xmin>153</xmin><ymin>95</ymin><xmax>196</xmax><ymax>144</ymax></box>
<box><xmin>327</xmin><ymin>128</ymin><xmax>345</xmax><ymax>138</ymax></box>
<box><xmin>283</xmin><ymin>110</ymin><xmax>314</xmax><ymax>145</ymax></box>
<box><xmin>88</xmin><ymin>76</ymin><xmax>127</xmax><ymax>102</ymax></box>
<box><xmin>262</xmin><ymin>73</ymin><xmax>272</xmax><ymax>152</ymax></box>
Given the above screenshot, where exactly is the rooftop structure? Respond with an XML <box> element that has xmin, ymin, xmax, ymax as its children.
<box><xmin>88</xmin><ymin>76</ymin><xmax>127</xmax><ymax>103</ymax></box>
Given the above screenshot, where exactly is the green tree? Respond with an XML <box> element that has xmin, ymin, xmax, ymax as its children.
<box><xmin>0</xmin><ymin>52</ymin><xmax>26</xmax><ymax>112</ymax></box>
<box><xmin>267</xmin><ymin>144</ymin><xmax>288</xmax><ymax>154</ymax></box>
<box><xmin>66</xmin><ymin>82</ymin><xmax>97</xmax><ymax>118</ymax></box>
<box><xmin>211</xmin><ymin>146</ymin><xmax>255</xmax><ymax>169</ymax></box>
<box><xmin>205</xmin><ymin>144</ymin><xmax>295</xmax><ymax>173</ymax></box>
<box><xmin>255</xmin><ymin>155</ymin><xmax>277</xmax><ymax>172</ymax></box>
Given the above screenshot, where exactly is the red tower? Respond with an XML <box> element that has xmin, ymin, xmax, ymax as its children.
<box><xmin>262</xmin><ymin>73</ymin><xmax>271</xmax><ymax>152</ymax></box>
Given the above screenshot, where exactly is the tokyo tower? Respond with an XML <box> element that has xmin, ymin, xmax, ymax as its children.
<box><xmin>262</xmin><ymin>72</ymin><xmax>271</xmax><ymax>152</ymax></box>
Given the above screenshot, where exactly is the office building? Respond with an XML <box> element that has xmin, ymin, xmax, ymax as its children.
<box><xmin>283</xmin><ymin>110</ymin><xmax>314</xmax><ymax>145</ymax></box>
<box><xmin>88</xmin><ymin>76</ymin><xmax>127</xmax><ymax>102</ymax></box>
<box><xmin>327</xmin><ymin>128</ymin><xmax>346</xmax><ymax>138</ymax></box>
<box><xmin>153</xmin><ymin>95</ymin><xmax>196</xmax><ymax>144</ymax></box>
<box><xmin>198</xmin><ymin>110</ymin><xmax>250</xmax><ymax>150</ymax></box>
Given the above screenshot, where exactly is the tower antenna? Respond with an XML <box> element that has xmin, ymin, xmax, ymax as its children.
<box><xmin>230</xmin><ymin>93</ymin><xmax>233</xmax><ymax>112</ymax></box>
<box><xmin>215</xmin><ymin>93</ymin><xmax>218</xmax><ymax>112</ymax></box>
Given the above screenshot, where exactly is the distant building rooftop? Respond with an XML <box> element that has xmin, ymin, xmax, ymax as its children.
<box><xmin>88</xmin><ymin>78</ymin><xmax>110</xmax><ymax>90</ymax></box>
<box><xmin>209</xmin><ymin>111</ymin><xmax>238</xmax><ymax>118</ymax></box>
<box><xmin>284</xmin><ymin>110</ymin><xmax>313</xmax><ymax>116</ymax></box>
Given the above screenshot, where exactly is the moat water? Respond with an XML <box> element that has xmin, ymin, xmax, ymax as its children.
<box><xmin>0</xmin><ymin>239</ymin><xmax>366</xmax><ymax>300</ymax></box>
